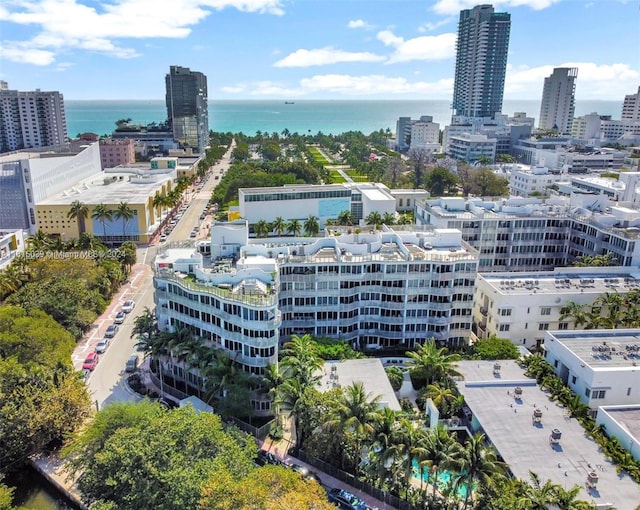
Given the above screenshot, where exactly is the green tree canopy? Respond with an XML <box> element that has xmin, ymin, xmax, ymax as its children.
<box><xmin>63</xmin><ymin>402</ymin><xmax>257</xmax><ymax>510</ymax></box>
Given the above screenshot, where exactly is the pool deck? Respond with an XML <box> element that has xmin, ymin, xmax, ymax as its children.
<box><xmin>455</xmin><ymin>360</ymin><xmax>640</xmax><ymax>509</ymax></box>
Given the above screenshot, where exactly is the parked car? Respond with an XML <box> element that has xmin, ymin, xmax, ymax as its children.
<box><xmin>105</xmin><ymin>324</ymin><xmax>118</xmax><ymax>338</ymax></box>
<box><xmin>159</xmin><ymin>234</ymin><xmax>168</xmax><ymax>242</ymax></box>
<box><xmin>199</xmin><ymin>213</ymin><xmax>206</xmax><ymax>220</ymax></box>
<box><xmin>82</xmin><ymin>352</ymin><xmax>99</xmax><ymax>371</ymax></box>
<box><xmin>125</xmin><ymin>354</ymin><xmax>139</xmax><ymax>372</ymax></box>
<box><xmin>189</xmin><ymin>230</ymin><xmax>198</xmax><ymax>238</ymax></box>
<box><xmin>122</xmin><ymin>300</ymin><xmax>135</xmax><ymax>313</ymax></box>
<box><xmin>255</xmin><ymin>449</ymin><xmax>283</xmax><ymax>467</ymax></box>
<box><xmin>95</xmin><ymin>338</ymin><xmax>110</xmax><ymax>354</ymax></box>
<box><xmin>327</xmin><ymin>488</ymin><xmax>367</xmax><ymax>510</ymax></box>
<box><xmin>290</xmin><ymin>463</ymin><xmax>322</xmax><ymax>486</ymax></box>
<box><xmin>114</xmin><ymin>311</ymin><xmax>126</xmax><ymax>324</ymax></box>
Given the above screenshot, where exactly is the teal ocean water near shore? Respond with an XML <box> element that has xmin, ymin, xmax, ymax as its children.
<box><xmin>65</xmin><ymin>99</ymin><xmax>623</xmax><ymax>138</ymax></box>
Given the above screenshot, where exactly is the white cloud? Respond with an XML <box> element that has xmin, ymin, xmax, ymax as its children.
<box><xmin>418</xmin><ymin>18</ymin><xmax>453</xmax><ymax>33</ymax></box>
<box><xmin>432</xmin><ymin>0</ymin><xmax>560</xmax><ymax>16</ymax></box>
<box><xmin>348</xmin><ymin>19</ymin><xmax>373</xmax><ymax>29</ymax></box>
<box><xmin>55</xmin><ymin>62</ymin><xmax>74</xmax><ymax>72</ymax></box>
<box><xmin>274</xmin><ymin>47</ymin><xmax>385</xmax><ymax>68</ymax></box>
<box><xmin>223</xmin><ymin>74</ymin><xmax>454</xmax><ymax>97</ymax></box>
<box><xmin>300</xmin><ymin>74</ymin><xmax>453</xmax><ymax>96</ymax></box>
<box><xmin>0</xmin><ymin>43</ymin><xmax>56</xmax><ymax>66</ymax></box>
<box><xmin>506</xmin><ymin>62</ymin><xmax>640</xmax><ymax>99</ymax></box>
<box><xmin>377</xmin><ymin>30</ymin><xmax>456</xmax><ymax>63</ymax></box>
<box><xmin>0</xmin><ymin>0</ymin><xmax>284</xmax><ymax>65</ymax></box>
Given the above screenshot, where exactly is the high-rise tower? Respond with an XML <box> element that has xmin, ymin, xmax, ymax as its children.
<box><xmin>621</xmin><ymin>86</ymin><xmax>640</xmax><ymax>122</ymax></box>
<box><xmin>165</xmin><ymin>66</ymin><xmax>208</xmax><ymax>152</ymax></box>
<box><xmin>452</xmin><ymin>4</ymin><xmax>511</xmax><ymax>120</ymax></box>
<box><xmin>538</xmin><ymin>67</ymin><xmax>578</xmax><ymax>134</ymax></box>
<box><xmin>0</xmin><ymin>85</ymin><xmax>68</xmax><ymax>152</ymax></box>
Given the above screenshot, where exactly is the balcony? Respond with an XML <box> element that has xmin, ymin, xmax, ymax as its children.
<box><xmin>480</xmin><ymin>307</ymin><xmax>488</xmax><ymax>316</ymax></box>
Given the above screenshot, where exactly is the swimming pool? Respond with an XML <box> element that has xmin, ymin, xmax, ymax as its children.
<box><xmin>411</xmin><ymin>459</ymin><xmax>471</xmax><ymax>498</ymax></box>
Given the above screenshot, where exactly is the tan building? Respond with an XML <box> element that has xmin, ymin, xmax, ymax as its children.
<box><xmin>36</xmin><ymin>165</ymin><xmax>176</xmax><ymax>244</ymax></box>
<box><xmin>100</xmin><ymin>138</ymin><xmax>136</xmax><ymax>169</ymax></box>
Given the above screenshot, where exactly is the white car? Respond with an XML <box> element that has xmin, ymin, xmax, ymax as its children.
<box><xmin>159</xmin><ymin>234</ymin><xmax>167</xmax><ymax>242</ymax></box>
<box><xmin>122</xmin><ymin>300</ymin><xmax>135</xmax><ymax>313</ymax></box>
<box><xmin>95</xmin><ymin>338</ymin><xmax>110</xmax><ymax>354</ymax></box>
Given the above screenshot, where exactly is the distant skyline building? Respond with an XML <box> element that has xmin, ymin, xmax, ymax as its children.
<box><xmin>452</xmin><ymin>4</ymin><xmax>511</xmax><ymax>119</ymax></box>
<box><xmin>165</xmin><ymin>66</ymin><xmax>209</xmax><ymax>153</ymax></box>
<box><xmin>538</xmin><ymin>67</ymin><xmax>578</xmax><ymax>134</ymax></box>
<box><xmin>0</xmin><ymin>84</ymin><xmax>68</xmax><ymax>152</ymax></box>
<box><xmin>621</xmin><ymin>86</ymin><xmax>640</xmax><ymax>122</ymax></box>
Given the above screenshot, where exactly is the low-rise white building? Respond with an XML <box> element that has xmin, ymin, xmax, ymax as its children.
<box><xmin>544</xmin><ymin>329</ymin><xmax>640</xmax><ymax>412</ymax></box>
<box><xmin>238</xmin><ymin>183</ymin><xmax>398</xmax><ymax>231</ymax></box>
<box><xmin>448</xmin><ymin>133</ymin><xmax>497</xmax><ymax>163</ymax></box>
<box><xmin>596</xmin><ymin>405</ymin><xmax>640</xmax><ymax>461</ymax></box>
<box><xmin>473</xmin><ymin>267</ymin><xmax>640</xmax><ymax>349</ymax></box>
<box><xmin>509</xmin><ymin>165</ymin><xmax>564</xmax><ymax>197</ymax></box>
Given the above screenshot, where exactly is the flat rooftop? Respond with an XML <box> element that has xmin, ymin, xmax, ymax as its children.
<box><xmin>547</xmin><ymin>330</ymin><xmax>640</xmax><ymax>369</ymax></box>
<box><xmin>318</xmin><ymin>359</ymin><xmax>401</xmax><ymax>411</ymax></box>
<box><xmin>38</xmin><ymin>171</ymin><xmax>172</xmax><ymax>206</ymax></box>
<box><xmin>456</xmin><ymin>360</ymin><xmax>640</xmax><ymax>509</ymax></box>
<box><xmin>480</xmin><ymin>270</ymin><xmax>640</xmax><ymax>296</ymax></box>
<box><xmin>599</xmin><ymin>406</ymin><xmax>640</xmax><ymax>445</ymax></box>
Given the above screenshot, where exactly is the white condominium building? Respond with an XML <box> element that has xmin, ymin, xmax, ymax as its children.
<box><xmin>153</xmin><ymin>222</ymin><xmax>478</xmax><ymax>385</ymax></box>
<box><xmin>415</xmin><ymin>195</ymin><xmax>640</xmax><ymax>271</ymax></box>
<box><xmin>473</xmin><ymin>266</ymin><xmax>640</xmax><ymax>350</ymax></box>
<box><xmin>509</xmin><ymin>165</ymin><xmax>564</xmax><ymax>197</ymax></box>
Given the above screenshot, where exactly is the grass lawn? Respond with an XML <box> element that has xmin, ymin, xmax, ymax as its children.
<box><xmin>307</xmin><ymin>147</ymin><xmax>330</xmax><ymax>165</ymax></box>
<box><xmin>328</xmin><ymin>170</ymin><xmax>347</xmax><ymax>183</ymax></box>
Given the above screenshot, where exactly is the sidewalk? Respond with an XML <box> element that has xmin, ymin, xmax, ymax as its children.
<box><xmin>261</xmin><ymin>417</ymin><xmax>397</xmax><ymax>510</ymax></box>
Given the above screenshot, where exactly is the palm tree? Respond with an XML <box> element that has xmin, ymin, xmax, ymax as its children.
<box><xmin>423</xmin><ymin>383</ymin><xmax>458</xmax><ymax>418</ymax></box>
<box><xmin>406</xmin><ymin>339</ymin><xmax>462</xmax><ymax>387</ymax></box>
<box><xmin>286</xmin><ymin>218</ymin><xmax>302</xmax><ymax>236</ymax></box>
<box><xmin>414</xmin><ymin>425</ymin><xmax>460</xmax><ymax>502</ymax></box>
<box><xmin>397</xmin><ymin>214</ymin><xmax>412</xmax><ymax>225</ymax></box>
<box><xmin>384</xmin><ymin>418</ymin><xmax>425</xmax><ymax>497</ymax></box>
<box><xmin>280</xmin><ymin>334</ymin><xmax>323</xmax><ymax>388</ymax></box>
<box><xmin>382</xmin><ymin>212</ymin><xmax>396</xmax><ymax>225</ymax></box>
<box><xmin>454</xmin><ymin>433</ymin><xmax>506</xmax><ymax>510</ymax></box>
<box><xmin>114</xmin><ymin>201</ymin><xmax>135</xmax><ymax>241</ymax></box>
<box><xmin>323</xmin><ymin>382</ymin><xmax>382</xmax><ymax>475</ymax></box>
<box><xmin>278</xmin><ymin>377</ymin><xmax>310</xmax><ymax>449</ymax></box>
<box><xmin>271</xmin><ymin>216</ymin><xmax>287</xmax><ymax>236</ymax></box>
<box><xmin>67</xmin><ymin>200</ymin><xmax>89</xmax><ymax>237</ymax></box>
<box><xmin>337</xmin><ymin>210</ymin><xmax>355</xmax><ymax>226</ymax></box>
<box><xmin>365</xmin><ymin>211</ymin><xmax>382</xmax><ymax>227</ymax></box>
<box><xmin>303</xmin><ymin>215</ymin><xmax>320</xmax><ymax>236</ymax></box>
<box><xmin>28</xmin><ymin>230</ymin><xmax>54</xmax><ymax>250</ymax></box>
<box><xmin>253</xmin><ymin>219</ymin><xmax>270</xmax><ymax>238</ymax></box>
<box><xmin>92</xmin><ymin>203</ymin><xmax>113</xmax><ymax>241</ymax></box>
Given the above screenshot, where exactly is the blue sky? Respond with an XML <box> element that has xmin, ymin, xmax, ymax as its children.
<box><xmin>1</xmin><ymin>0</ymin><xmax>638</xmax><ymax>102</ymax></box>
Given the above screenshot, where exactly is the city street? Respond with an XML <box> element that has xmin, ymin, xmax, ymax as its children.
<box><xmin>72</xmin><ymin>143</ymin><xmax>233</xmax><ymax>410</ymax></box>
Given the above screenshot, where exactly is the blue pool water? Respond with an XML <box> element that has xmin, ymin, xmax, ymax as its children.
<box><xmin>411</xmin><ymin>459</ymin><xmax>471</xmax><ymax>499</ymax></box>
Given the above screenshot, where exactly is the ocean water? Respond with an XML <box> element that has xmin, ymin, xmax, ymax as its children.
<box><xmin>64</xmin><ymin>99</ymin><xmax>623</xmax><ymax>138</ymax></box>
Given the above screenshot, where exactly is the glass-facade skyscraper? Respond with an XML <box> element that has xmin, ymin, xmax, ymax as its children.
<box><xmin>165</xmin><ymin>66</ymin><xmax>208</xmax><ymax>152</ymax></box>
<box><xmin>452</xmin><ymin>4</ymin><xmax>511</xmax><ymax>119</ymax></box>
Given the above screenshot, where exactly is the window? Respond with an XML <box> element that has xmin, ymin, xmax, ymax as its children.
<box><xmin>558</xmin><ymin>322</ymin><xmax>569</xmax><ymax>330</ymax></box>
<box><xmin>499</xmin><ymin>324</ymin><xmax>510</xmax><ymax>332</ymax></box>
<box><xmin>499</xmin><ymin>309</ymin><xmax>512</xmax><ymax>316</ymax></box>
<box><xmin>591</xmin><ymin>390</ymin><xmax>606</xmax><ymax>400</ymax></box>
<box><xmin>554</xmin><ymin>360</ymin><xmax>559</xmax><ymax>368</ymax></box>
<box><xmin>571</xmin><ymin>375</ymin><xmax>577</xmax><ymax>384</ymax></box>
<box><xmin>627</xmin><ymin>387</ymin><xmax>631</xmax><ymax>396</ymax></box>
<box><xmin>539</xmin><ymin>323</ymin><xmax>549</xmax><ymax>331</ymax></box>
<box><xmin>540</xmin><ymin>307</ymin><xmax>551</xmax><ymax>316</ymax></box>
<box><xmin>585</xmin><ymin>388</ymin><xmax>591</xmax><ymax>398</ymax></box>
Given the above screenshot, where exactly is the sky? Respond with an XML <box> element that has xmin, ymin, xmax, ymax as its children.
<box><xmin>1</xmin><ymin>0</ymin><xmax>639</xmax><ymax>101</ymax></box>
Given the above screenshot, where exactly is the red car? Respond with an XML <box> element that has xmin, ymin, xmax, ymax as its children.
<box><xmin>82</xmin><ymin>352</ymin><xmax>99</xmax><ymax>371</ymax></box>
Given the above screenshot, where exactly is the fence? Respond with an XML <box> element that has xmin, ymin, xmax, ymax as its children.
<box><xmin>296</xmin><ymin>450</ymin><xmax>421</xmax><ymax>510</ymax></box>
